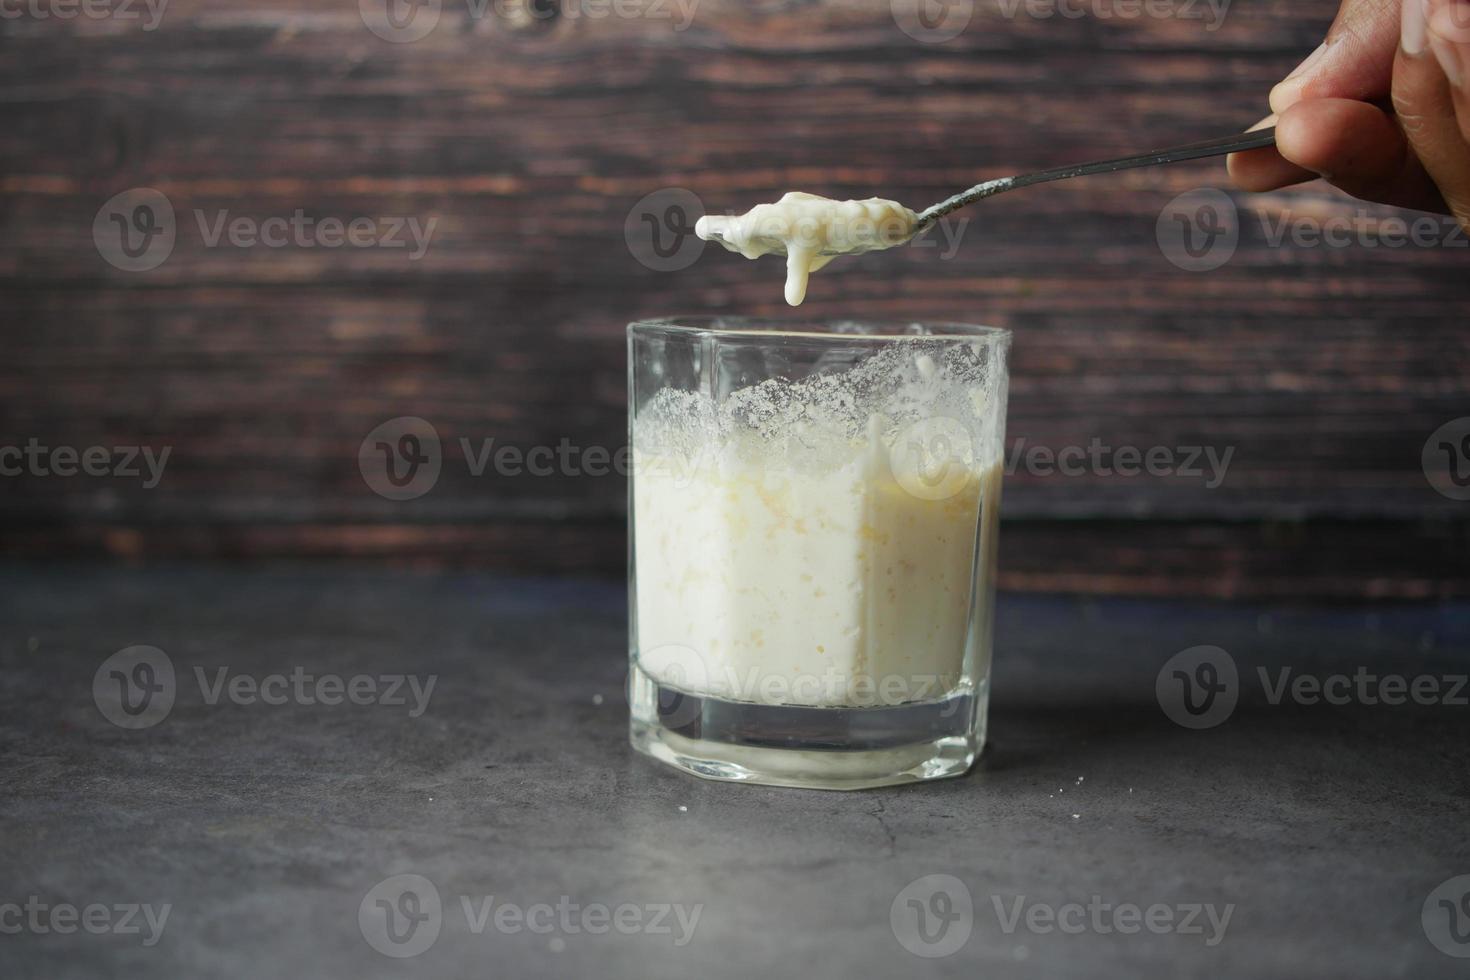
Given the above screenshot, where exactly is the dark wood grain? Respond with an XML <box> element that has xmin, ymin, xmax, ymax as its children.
<box><xmin>2</xmin><ymin>0</ymin><xmax>1468</xmax><ymax>596</ymax></box>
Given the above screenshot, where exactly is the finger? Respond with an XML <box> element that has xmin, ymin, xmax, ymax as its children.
<box><xmin>1395</xmin><ymin>0</ymin><xmax>1470</xmax><ymax>224</ymax></box>
<box><xmin>1274</xmin><ymin>97</ymin><xmax>1448</xmax><ymax>211</ymax></box>
<box><xmin>1428</xmin><ymin>0</ymin><xmax>1470</xmax><ymax>142</ymax></box>
<box><xmin>1227</xmin><ymin>114</ymin><xmax>1319</xmax><ymax>192</ymax></box>
<box><xmin>1270</xmin><ymin>0</ymin><xmax>1403</xmax><ymax>114</ymax></box>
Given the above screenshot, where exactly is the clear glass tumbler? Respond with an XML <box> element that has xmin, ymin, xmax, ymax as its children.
<box><xmin>627</xmin><ymin>317</ymin><xmax>1010</xmax><ymax>790</ymax></box>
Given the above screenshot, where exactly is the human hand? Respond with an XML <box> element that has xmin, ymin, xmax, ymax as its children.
<box><xmin>1228</xmin><ymin>0</ymin><xmax>1470</xmax><ymax>231</ymax></box>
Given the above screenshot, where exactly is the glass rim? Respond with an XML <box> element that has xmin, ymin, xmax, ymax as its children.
<box><xmin>628</xmin><ymin>315</ymin><xmax>1011</xmax><ymax>344</ymax></box>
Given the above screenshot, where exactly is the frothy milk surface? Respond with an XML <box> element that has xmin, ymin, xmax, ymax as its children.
<box><xmin>632</xmin><ymin>342</ymin><xmax>1003</xmax><ymax>709</ymax></box>
<box><xmin>695</xmin><ymin>192</ymin><xmax>917</xmax><ymax>306</ymax></box>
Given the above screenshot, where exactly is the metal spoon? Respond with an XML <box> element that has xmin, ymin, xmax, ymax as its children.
<box><xmin>700</xmin><ymin>127</ymin><xmax>1277</xmax><ymax>257</ymax></box>
<box><xmin>916</xmin><ymin>126</ymin><xmax>1276</xmax><ymax>225</ymax></box>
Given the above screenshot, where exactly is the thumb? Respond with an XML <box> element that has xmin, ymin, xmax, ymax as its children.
<box><xmin>1271</xmin><ymin>0</ymin><xmax>1404</xmax><ymax>113</ymax></box>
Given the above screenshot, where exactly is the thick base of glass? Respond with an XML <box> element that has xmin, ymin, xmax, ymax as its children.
<box><xmin>627</xmin><ymin>662</ymin><xmax>985</xmax><ymax>791</ymax></box>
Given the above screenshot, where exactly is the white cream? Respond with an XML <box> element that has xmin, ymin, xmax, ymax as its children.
<box><xmin>635</xmin><ymin>447</ymin><xmax>998</xmax><ymax>707</ymax></box>
<box><xmin>632</xmin><ymin>347</ymin><xmax>1003</xmax><ymax>709</ymax></box>
<box><xmin>695</xmin><ymin>192</ymin><xmax>918</xmax><ymax>306</ymax></box>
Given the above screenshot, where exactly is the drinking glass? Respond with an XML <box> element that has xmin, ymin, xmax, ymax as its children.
<box><xmin>627</xmin><ymin>316</ymin><xmax>1010</xmax><ymax>790</ymax></box>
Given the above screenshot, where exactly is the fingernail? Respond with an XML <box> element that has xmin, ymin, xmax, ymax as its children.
<box><xmin>1270</xmin><ymin>44</ymin><xmax>1329</xmax><ymax>114</ymax></box>
<box><xmin>1403</xmin><ymin>0</ymin><xmax>1430</xmax><ymax>55</ymax></box>
<box><xmin>1269</xmin><ymin>77</ymin><xmax>1305</xmax><ymax>114</ymax></box>
<box><xmin>1226</xmin><ymin>114</ymin><xmax>1277</xmax><ymax>179</ymax></box>
<box><xmin>1284</xmin><ymin>42</ymin><xmax>1328</xmax><ymax>80</ymax></box>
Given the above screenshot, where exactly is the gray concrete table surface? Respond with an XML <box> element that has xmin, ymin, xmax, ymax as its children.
<box><xmin>2</xmin><ymin>563</ymin><xmax>1468</xmax><ymax>980</ymax></box>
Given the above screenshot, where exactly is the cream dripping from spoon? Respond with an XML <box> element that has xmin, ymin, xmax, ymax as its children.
<box><xmin>694</xmin><ymin>192</ymin><xmax>918</xmax><ymax>306</ymax></box>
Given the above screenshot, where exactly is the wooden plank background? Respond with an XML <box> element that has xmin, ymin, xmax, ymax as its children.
<box><xmin>1</xmin><ymin>0</ymin><xmax>1467</xmax><ymax>597</ymax></box>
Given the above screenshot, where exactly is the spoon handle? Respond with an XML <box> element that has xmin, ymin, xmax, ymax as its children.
<box><xmin>916</xmin><ymin>127</ymin><xmax>1277</xmax><ymax>225</ymax></box>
